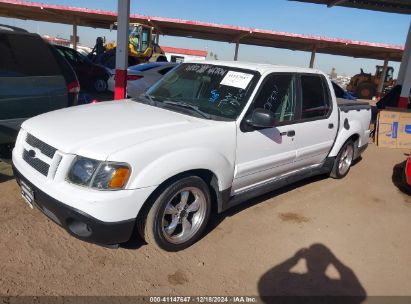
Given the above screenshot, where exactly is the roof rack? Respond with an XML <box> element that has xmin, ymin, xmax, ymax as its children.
<box><xmin>0</xmin><ymin>24</ymin><xmax>29</xmax><ymax>33</ymax></box>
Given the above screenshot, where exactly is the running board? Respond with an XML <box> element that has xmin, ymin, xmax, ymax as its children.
<box><xmin>221</xmin><ymin>158</ymin><xmax>334</xmax><ymax>212</ymax></box>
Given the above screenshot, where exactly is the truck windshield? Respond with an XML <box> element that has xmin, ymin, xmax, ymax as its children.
<box><xmin>145</xmin><ymin>63</ymin><xmax>259</xmax><ymax>120</ymax></box>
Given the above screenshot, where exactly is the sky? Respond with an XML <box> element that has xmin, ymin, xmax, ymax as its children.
<box><xmin>1</xmin><ymin>0</ymin><xmax>410</xmax><ymax>76</ymax></box>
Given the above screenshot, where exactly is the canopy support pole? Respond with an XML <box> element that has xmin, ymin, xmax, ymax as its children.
<box><xmin>234</xmin><ymin>41</ymin><xmax>240</xmax><ymax>61</ymax></box>
<box><xmin>114</xmin><ymin>0</ymin><xmax>130</xmax><ymax>100</ymax></box>
<box><xmin>309</xmin><ymin>45</ymin><xmax>317</xmax><ymax>68</ymax></box>
<box><xmin>72</xmin><ymin>21</ymin><xmax>77</xmax><ymax>50</ymax></box>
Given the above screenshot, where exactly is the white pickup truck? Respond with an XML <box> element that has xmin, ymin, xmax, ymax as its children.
<box><xmin>12</xmin><ymin>61</ymin><xmax>371</xmax><ymax>251</ymax></box>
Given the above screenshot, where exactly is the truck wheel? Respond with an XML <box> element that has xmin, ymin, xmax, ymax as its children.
<box><xmin>356</xmin><ymin>83</ymin><xmax>375</xmax><ymax>100</ymax></box>
<box><xmin>137</xmin><ymin>176</ymin><xmax>211</xmax><ymax>251</ymax></box>
<box><xmin>330</xmin><ymin>140</ymin><xmax>355</xmax><ymax>179</ymax></box>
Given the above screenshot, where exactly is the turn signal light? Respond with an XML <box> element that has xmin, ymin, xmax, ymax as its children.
<box><xmin>109</xmin><ymin>167</ymin><xmax>130</xmax><ymax>189</ymax></box>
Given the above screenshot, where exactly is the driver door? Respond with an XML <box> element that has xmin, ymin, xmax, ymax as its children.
<box><xmin>232</xmin><ymin>73</ymin><xmax>301</xmax><ymax>194</ymax></box>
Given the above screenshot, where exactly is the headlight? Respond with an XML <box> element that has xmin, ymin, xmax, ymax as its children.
<box><xmin>68</xmin><ymin>157</ymin><xmax>99</xmax><ymax>186</ymax></box>
<box><xmin>67</xmin><ymin>156</ymin><xmax>131</xmax><ymax>190</ymax></box>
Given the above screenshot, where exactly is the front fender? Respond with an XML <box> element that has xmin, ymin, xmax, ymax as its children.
<box><xmin>128</xmin><ymin>148</ymin><xmax>234</xmax><ymax>191</ymax></box>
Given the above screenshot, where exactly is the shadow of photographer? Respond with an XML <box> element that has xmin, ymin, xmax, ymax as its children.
<box><xmin>258</xmin><ymin>244</ymin><xmax>366</xmax><ymax>304</ymax></box>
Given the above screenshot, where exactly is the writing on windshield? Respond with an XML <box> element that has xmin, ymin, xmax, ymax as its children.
<box><xmin>146</xmin><ymin>63</ymin><xmax>259</xmax><ymax>119</ymax></box>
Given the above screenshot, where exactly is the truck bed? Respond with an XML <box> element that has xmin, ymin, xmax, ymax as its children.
<box><xmin>337</xmin><ymin>98</ymin><xmax>371</xmax><ymax>112</ymax></box>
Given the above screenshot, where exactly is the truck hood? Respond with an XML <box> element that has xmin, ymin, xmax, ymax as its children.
<box><xmin>22</xmin><ymin>100</ymin><xmax>213</xmax><ymax>160</ymax></box>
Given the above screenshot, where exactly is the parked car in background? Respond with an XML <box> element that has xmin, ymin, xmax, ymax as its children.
<box><xmin>332</xmin><ymin>81</ymin><xmax>357</xmax><ymax>100</ymax></box>
<box><xmin>107</xmin><ymin>62</ymin><xmax>178</xmax><ymax>97</ymax></box>
<box><xmin>13</xmin><ymin>61</ymin><xmax>371</xmax><ymax>251</ymax></box>
<box><xmin>0</xmin><ymin>24</ymin><xmax>79</xmax><ymax>159</ymax></box>
<box><xmin>54</xmin><ymin>45</ymin><xmax>110</xmax><ymax>93</ymax></box>
<box><xmin>76</xmin><ymin>48</ymin><xmax>91</xmax><ymax>58</ymax></box>
<box><xmin>404</xmin><ymin>154</ymin><xmax>411</xmax><ymax>190</ymax></box>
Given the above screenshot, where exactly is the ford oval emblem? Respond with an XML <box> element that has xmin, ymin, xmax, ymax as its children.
<box><xmin>28</xmin><ymin>149</ymin><xmax>36</xmax><ymax>158</ymax></box>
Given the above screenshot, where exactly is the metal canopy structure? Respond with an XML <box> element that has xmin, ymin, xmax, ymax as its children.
<box><xmin>291</xmin><ymin>0</ymin><xmax>411</xmax><ymax>107</ymax></box>
<box><xmin>291</xmin><ymin>0</ymin><xmax>411</xmax><ymax>15</ymax></box>
<box><xmin>0</xmin><ymin>0</ymin><xmax>404</xmax><ymax>62</ymax></box>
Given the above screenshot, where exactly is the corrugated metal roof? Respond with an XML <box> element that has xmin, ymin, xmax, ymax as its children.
<box><xmin>0</xmin><ymin>0</ymin><xmax>404</xmax><ymax>61</ymax></box>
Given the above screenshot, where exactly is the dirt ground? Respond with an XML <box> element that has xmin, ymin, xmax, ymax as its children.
<box><xmin>0</xmin><ymin>144</ymin><xmax>410</xmax><ymax>298</ymax></box>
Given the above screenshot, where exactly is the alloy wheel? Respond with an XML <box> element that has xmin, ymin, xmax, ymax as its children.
<box><xmin>161</xmin><ymin>187</ymin><xmax>207</xmax><ymax>244</ymax></box>
<box><xmin>338</xmin><ymin>144</ymin><xmax>354</xmax><ymax>176</ymax></box>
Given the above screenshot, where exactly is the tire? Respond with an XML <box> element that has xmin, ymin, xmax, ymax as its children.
<box><xmin>137</xmin><ymin>176</ymin><xmax>211</xmax><ymax>251</ymax></box>
<box><xmin>401</xmin><ymin>168</ymin><xmax>411</xmax><ymax>195</ymax></box>
<box><xmin>94</xmin><ymin>78</ymin><xmax>108</xmax><ymax>92</ymax></box>
<box><xmin>356</xmin><ymin>83</ymin><xmax>375</xmax><ymax>100</ymax></box>
<box><xmin>330</xmin><ymin>140</ymin><xmax>355</xmax><ymax>179</ymax></box>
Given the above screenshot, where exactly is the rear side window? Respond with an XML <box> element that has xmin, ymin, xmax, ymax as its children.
<box><xmin>0</xmin><ymin>33</ymin><xmax>61</xmax><ymax>77</ymax></box>
<box><xmin>301</xmin><ymin>75</ymin><xmax>331</xmax><ymax>119</ymax></box>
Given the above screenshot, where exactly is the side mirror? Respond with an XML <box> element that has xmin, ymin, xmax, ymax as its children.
<box><xmin>245</xmin><ymin>108</ymin><xmax>275</xmax><ymax>128</ymax></box>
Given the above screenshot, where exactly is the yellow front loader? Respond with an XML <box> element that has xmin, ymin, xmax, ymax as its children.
<box><xmin>346</xmin><ymin>66</ymin><xmax>396</xmax><ymax>99</ymax></box>
<box><xmin>90</xmin><ymin>23</ymin><xmax>167</xmax><ymax>68</ymax></box>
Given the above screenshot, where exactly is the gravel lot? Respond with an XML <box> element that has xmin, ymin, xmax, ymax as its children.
<box><xmin>0</xmin><ymin>144</ymin><xmax>410</xmax><ymax>298</ymax></box>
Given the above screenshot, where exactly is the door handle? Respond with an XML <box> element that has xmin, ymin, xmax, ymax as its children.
<box><xmin>280</xmin><ymin>130</ymin><xmax>296</xmax><ymax>137</ymax></box>
<box><xmin>329</xmin><ymin>123</ymin><xmax>334</xmax><ymax>129</ymax></box>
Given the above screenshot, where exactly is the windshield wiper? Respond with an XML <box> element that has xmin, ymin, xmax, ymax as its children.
<box><xmin>161</xmin><ymin>100</ymin><xmax>211</xmax><ymax>119</ymax></box>
<box><xmin>141</xmin><ymin>94</ymin><xmax>156</xmax><ymax>105</ymax></box>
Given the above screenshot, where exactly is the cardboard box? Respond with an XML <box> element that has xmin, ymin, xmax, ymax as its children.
<box><xmin>377</xmin><ymin>109</ymin><xmax>411</xmax><ymax>149</ymax></box>
<box><xmin>397</xmin><ymin>112</ymin><xmax>411</xmax><ymax>149</ymax></box>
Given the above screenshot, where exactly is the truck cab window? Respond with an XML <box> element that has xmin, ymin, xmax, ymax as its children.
<box><xmin>141</xmin><ymin>28</ymin><xmax>150</xmax><ymax>51</ymax></box>
<box><xmin>301</xmin><ymin>75</ymin><xmax>331</xmax><ymax>119</ymax></box>
<box><xmin>253</xmin><ymin>74</ymin><xmax>297</xmax><ymax>123</ymax></box>
<box><xmin>386</xmin><ymin>67</ymin><xmax>394</xmax><ymax>82</ymax></box>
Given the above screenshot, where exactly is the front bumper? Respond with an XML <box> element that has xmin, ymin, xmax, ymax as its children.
<box><xmin>13</xmin><ymin>165</ymin><xmax>136</xmax><ymax>246</ymax></box>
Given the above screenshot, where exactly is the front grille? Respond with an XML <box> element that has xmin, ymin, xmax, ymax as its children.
<box><xmin>23</xmin><ymin>149</ymin><xmax>50</xmax><ymax>176</ymax></box>
<box><xmin>26</xmin><ymin>133</ymin><xmax>57</xmax><ymax>158</ymax></box>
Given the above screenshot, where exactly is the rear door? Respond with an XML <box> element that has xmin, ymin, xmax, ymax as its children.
<box><xmin>293</xmin><ymin>74</ymin><xmax>338</xmax><ymax>167</ymax></box>
<box><xmin>0</xmin><ymin>32</ymin><xmax>67</xmax><ymax>142</ymax></box>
